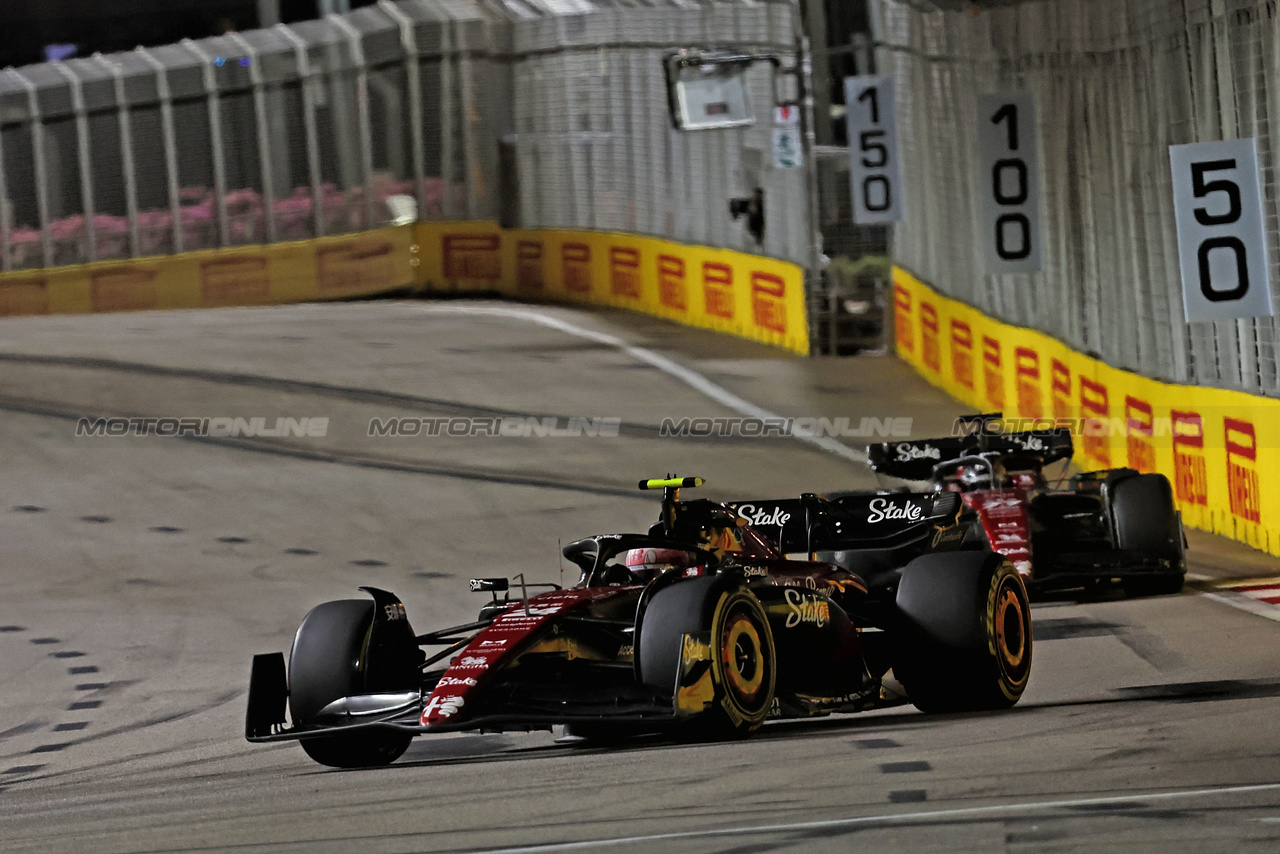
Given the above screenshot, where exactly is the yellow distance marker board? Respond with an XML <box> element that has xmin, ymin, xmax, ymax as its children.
<box><xmin>893</xmin><ymin>266</ymin><xmax>1280</xmax><ymax>557</ymax></box>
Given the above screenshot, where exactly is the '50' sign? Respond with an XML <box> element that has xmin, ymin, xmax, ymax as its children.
<box><xmin>1169</xmin><ymin>139</ymin><xmax>1275</xmax><ymax>323</ymax></box>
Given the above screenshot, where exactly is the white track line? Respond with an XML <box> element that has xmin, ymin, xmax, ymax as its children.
<box><xmin>1188</xmin><ymin>575</ymin><xmax>1280</xmax><ymax>623</ymax></box>
<box><xmin>415</xmin><ymin>304</ymin><xmax>867</xmax><ymax>464</ymax></box>
<box><xmin>1189</xmin><ymin>573</ymin><xmax>1280</xmax><ymax>623</ymax></box>
<box><xmin>466</xmin><ymin>782</ymin><xmax>1280</xmax><ymax>853</ymax></box>
<box><xmin>1200</xmin><ymin>590</ymin><xmax>1280</xmax><ymax>623</ymax></box>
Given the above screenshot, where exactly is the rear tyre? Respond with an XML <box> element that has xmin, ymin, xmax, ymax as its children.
<box><xmin>707</xmin><ymin>588</ymin><xmax>776</xmax><ymax>735</ymax></box>
<box><xmin>894</xmin><ymin>555</ymin><xmax>1032</xmax><ymax>713</ymax></box>
<box><xmin>639</xmin><ymin>578</ymin><xmax>775</xmax><ymax>738</ymax></box>
<box><xmin>1111</xmin><ymin>474</ymin><xmax>1185</xmax><ymax>597</ymax></box>
<box><xmin>289</xmin><ymin>599</ymin><xmax>412</xmax><ymax>768</ymax></box>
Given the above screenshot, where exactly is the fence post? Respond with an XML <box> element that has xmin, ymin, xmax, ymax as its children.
<box><xmin>0</xmin><ymin>117</ymin><xmax>10</xmax><ymax>271</ymax></box>
<box><xmin>276</xmin><ymin>24</ymin><xmax>327</xmax><ymax>238</ymax></box>
<box><xmin>459</xmin><ymin>41</ymin><xmax>479</xmax><ymax>220</ymax></box>
<box><xmin>380</xmin><ymin>0</ymin><xmax>426</xmax><ymax>210</ymax></box>
<box><xmin>440</xmin><ymin>17</ymin><xmax>457</xmax><ymax>219</ymax></box>
<box><xmin>329</xmin><ymin>13</ymin><xmax>377</xmax><ymax>230</ymax></box>
<box><xmin>97</xmin><ymin>55</ymin><xmax>141</xmax><ymax>259</ymax></box>
<box><xmin>794</xmin><ymin>8</ymin><xmax>826</xmax><ymax>355</ymax></box>
<box><xmin>50</xmin><ymin>62</ymin><xmax>97</xmax><ymax>263</ymax></box>
<box><xmin>180</xmin><ymin>39</ymin><xmax>231</xmax><ymax>248</ymax></box>
<box><xmin>6</xmin><ymin>70</ymin><xmax>54</xmax><ymax>268</ymax></box>
<box><xmin>559</xmin><ymin>47</ymin><xmax>581</xmax><ymax>227</ymax></box>
<box><xmin>134</xmin><ymin>48</ymin><xmax>185</xmax><ymax>254</ymax></box>
<box><xmin>227</xmin><ymin>32</ymin><xmax>278</xmax><ymax>244</ymax></box>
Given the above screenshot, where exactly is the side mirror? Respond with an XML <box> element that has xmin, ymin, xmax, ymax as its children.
<box><xmin>469</xmin><ymin>578</ymin><xmax>509</xmax><ymax>592</ymax></box>
<box><xmin>931</xmin><ymin>491</ymin><xmax>962</xmax><ymax>521</ymax></box>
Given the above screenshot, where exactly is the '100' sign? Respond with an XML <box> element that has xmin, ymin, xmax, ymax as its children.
<box><xmin>977</xmin><ymin>94</ymin><xmax>1042</xmax><ymax>274</ymax></box>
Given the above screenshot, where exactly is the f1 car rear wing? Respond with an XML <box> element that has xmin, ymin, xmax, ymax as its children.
<box><xmin>868</xmin><ymin>427</ymin><xmax>1074</xmax><ymax>481</ymax></box>
<box><xmin>727</xmin><ymin>492</ymin><xmax>961</xmax><ymax>554</ymax></box>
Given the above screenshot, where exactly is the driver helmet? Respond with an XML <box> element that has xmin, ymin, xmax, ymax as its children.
<box><xmin>664</xmin><ymin>499</ymin><xmax>747</xmax><ymax>558</ymax></box>
<box><xmin>699</xmin><ymin>522</ymin><xmax>744</xmax><ymax>558</ymax></box>
<box><xmin>623</xmin><ymin>548</ymin><xmax>692</xmax><ymax>582</ymax></box>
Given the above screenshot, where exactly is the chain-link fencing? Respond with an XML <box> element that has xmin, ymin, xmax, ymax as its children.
<box><xmin>0</xmin><ymin>0</ymin><xmax>810</xmax><ymax>277</ymax></box>
<box><xmin>878</xmin><ymin>0</ymin><xmax>1280</xmax><ymax>396</ymax></box>
<box><xmin>812</xmin><ymin>146</ymin><xmax>890</xmax><ymax>354</ymax></box>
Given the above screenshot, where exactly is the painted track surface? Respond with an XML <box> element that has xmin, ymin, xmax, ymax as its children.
<box><xmin>1</xmin><ymin>300</ymin><xmax>1278</xmax><ymax>854</ymax></box>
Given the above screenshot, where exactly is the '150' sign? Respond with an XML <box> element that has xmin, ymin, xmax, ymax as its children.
<box><xmin>844</xmin><ymin>75</ymin><xmax>904</xmax><ymax>225</ymax></box>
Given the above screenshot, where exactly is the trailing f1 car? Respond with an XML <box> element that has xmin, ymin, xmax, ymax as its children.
<box><xmin>866</xmin><ymin>414</ymin><xmax>1186</xmax><ymax>596</ymax></box>
<box><xmin>245</xmin><ymin>477</ymin><xmax>1032</xmax><ymax>768</ymax></box>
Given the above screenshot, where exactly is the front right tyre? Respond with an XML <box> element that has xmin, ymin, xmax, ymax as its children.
<box><xmin>289</xmin><ymin>599</ymin><xmax>413</xmax><ymax>768</ymax></box>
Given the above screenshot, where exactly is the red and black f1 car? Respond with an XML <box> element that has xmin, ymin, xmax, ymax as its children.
<box><xmin>245</xmin><ymin>477</ymin><xmax>1032</xmax><ymax>768</ymax></box>
<box><xmin>867</xmin><ymin>414</ymin><xmax>1186</xmax><ymax>596</ymax></box>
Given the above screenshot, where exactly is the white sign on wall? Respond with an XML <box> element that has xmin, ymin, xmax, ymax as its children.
<box><xmin>844</xmin><ymin>75</ymin><xmax>903</xmax><ymax>225</ymax></box>
<box><xmin>772</xmin><ymin>128</ymin><xmax>802</xmax><ymax>169</ymax></box>
<box><xmin>976</xmin><ymin>94</ymin><xmax>1043</xmax><ymax>274</ymax></box>
<box><xmin>1169</xmin><ymin>138</ymin><xmax>1275</xmax><ymax>323</ymax></box>
<box><xmin>665</xmin><ymin>56</ymin><xmax>755</xmax><ymax>131</ymax></box>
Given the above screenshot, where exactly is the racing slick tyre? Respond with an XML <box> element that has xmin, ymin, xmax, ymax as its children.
<box><xmin>638</xmin><ymin>577</ymin><xmax>776</xmax><ymax>738</ymax></box>
<box><xmin>1110</xmin><ymin>474</ymin><xmax>1185</xmax><ymax>596</ymax></box>
<box><xmin>289</xmin><ymin>599</ymin><xmax>413</xmax><ymax>768</ymax></box>
<box><xmin>893</xmin><ymin>553</ymin><xmax>1032</xmax><ymax>713</ymax></box>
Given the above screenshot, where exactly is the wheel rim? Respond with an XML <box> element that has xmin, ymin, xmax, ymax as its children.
<box><xmin>712</xmin><ymin>592</ymin><xmax>775</xmax><ymax>725</ymax></box>
<box><xmin>721</xmin><ymin>612</ymin><xmax>765</xmax><ymax>701</ymax></box>
<box><xmin>992</xmin><ymin>576</ymin><xmax>1031</xmax><ymax>686</ymax></box>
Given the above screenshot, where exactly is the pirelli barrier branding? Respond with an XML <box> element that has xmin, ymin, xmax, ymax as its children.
<box><xmin>414</xmin><ymin>222</ymin><xmax>809</xmax><ymax>355</ymax></box>
<box><xmin>0</xmin><ymin>226</ymin><xmax>417</xmax><ymax>316</ymax></box>
<box><xmin>893</xmin><ymin>266</ymin><xmax>1280</xmax><ymax>556</ymax></box>
<box><xmin>0</xmin><ymin>221</ymin><xmax>807</xmax><ymax>356</ymax></box>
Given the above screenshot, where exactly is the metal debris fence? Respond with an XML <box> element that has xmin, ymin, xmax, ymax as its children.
<box><xmin>0</xmin><ymin>0</ymin><xmax>811</xmax><ymax>277</ymax></box>
<box><xmin>879</xmin><ymin>0</ymin><xmax>1280</xmax><ymax>396</ymax></box>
